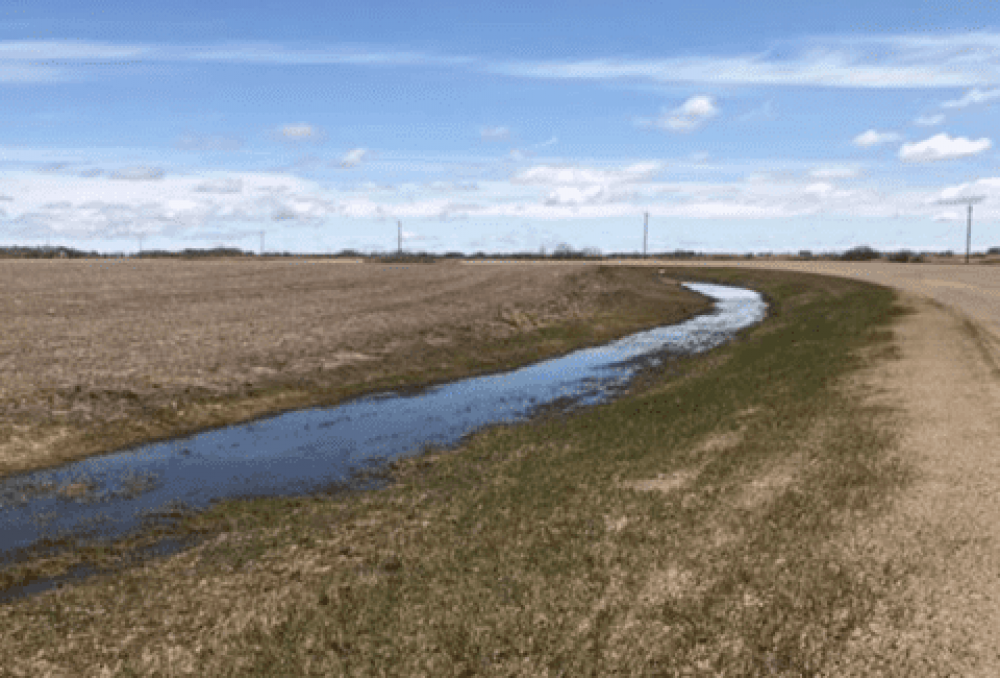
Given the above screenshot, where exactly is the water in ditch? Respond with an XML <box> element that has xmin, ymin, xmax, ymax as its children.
<box><xmin>0</xmin><ymin>282</ymin><xmax>767</xmax><ymax>592</ymax></box>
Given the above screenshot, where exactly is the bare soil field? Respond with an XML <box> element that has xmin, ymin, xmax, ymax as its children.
<box><xmin>0</xmin><ymin>259</ymin><xmax>712</xmax><ymax>478</ymax></box>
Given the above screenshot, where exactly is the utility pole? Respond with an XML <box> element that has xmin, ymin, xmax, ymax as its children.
<box><xmin>138</xmin><ymin>234</ymin><xmax>143</xmax><ymax>255</ymax></box>
<box><xmin>644</xmin><ymin>212</ymin><xmax>648</xmax><ymax>259</ymax></box>
<box><xmin>937</xmin><ymin>195</ymin><xmax>984</xmax><ymax>265</ymax></box>
<box><xmin>966</xmin><ymin>204</ymin><xmax>973</xmax><ymax>265</ymax></box>
<box><xmin>260</xmin><ymin>230</ymin><xmax>265</xmax><ymax>256</ymax></box>
<box><xmin>398</xmin><ymin>220</ymin><xmax>402</xmax><ymax>255</ymax></box>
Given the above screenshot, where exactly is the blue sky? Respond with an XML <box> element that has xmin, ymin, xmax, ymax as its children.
<box><xmin>2</xmin><ymin>1</ymin><xmax>1000</xmax><ymax>254</ymax></box>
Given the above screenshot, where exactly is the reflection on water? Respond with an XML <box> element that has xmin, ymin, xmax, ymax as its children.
<box><xmin>0</xmin><ymin>282</ymin><xmax>766</xmax><ymax>565</ymax></box>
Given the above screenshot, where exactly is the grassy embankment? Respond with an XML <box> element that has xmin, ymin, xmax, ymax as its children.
<box><xmin>0</xmin><ymin>267</ymin><xmax>915</xmax><ymax>676</ymax></box>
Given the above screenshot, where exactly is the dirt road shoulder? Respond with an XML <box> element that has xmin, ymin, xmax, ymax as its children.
<box><xmin>824</xmin><ymin>292</ymin><xmax>1000</xmax><ymax>675</ymax></box>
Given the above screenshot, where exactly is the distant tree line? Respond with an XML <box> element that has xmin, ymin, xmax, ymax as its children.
<box><xmin>0</xmin><ymin>245</ymin><xmax>367</xmax><ymax>259</ymax></box>
<box><xmin>2</xmin><ymin>243</ymin><xmax>998</xmax><ymax>261</ymax></box>
<box><xmin>0</xmin><ymin>245</ymin><xmax>101</xmax><ymax>259</ymax></box>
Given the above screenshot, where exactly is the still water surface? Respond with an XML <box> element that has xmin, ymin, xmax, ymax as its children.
<box><xmin>0</xmin><ymin>282</ymin><xmax>767</xmax><ymax>565</ymax></box>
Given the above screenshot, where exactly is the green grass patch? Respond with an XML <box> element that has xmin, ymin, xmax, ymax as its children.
<box><xmin>0</xmin><ymin>267</ymin><xmax>916</xmax><ymax>676</ymax></box>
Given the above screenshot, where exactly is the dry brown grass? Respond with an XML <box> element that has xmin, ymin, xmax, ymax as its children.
<box><xmin>0</xmin><ymin>259</ymin><xmax>712</xmax><ymax>478</ymax></box>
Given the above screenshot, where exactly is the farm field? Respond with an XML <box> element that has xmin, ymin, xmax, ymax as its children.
<box><xmin>0</xmin><ymin>258</ymin><xmax>714</xmax><ymax>478</ymax></box>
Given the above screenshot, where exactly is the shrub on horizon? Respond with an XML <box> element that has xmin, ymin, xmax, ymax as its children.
<box><xmin>886</xmin><ymin>250</ymin><xmax>924</xmax><ymax>263</ymax></box>
<box><xmin>839</xmin><ymin>245</ymin><xmax>881</xmax><ymax>261</ymax></box>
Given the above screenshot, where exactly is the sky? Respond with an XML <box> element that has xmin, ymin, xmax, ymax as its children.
<box><xmin>2</xmin><ymin>1</ymin><xmax>1000</xmax><ymax>255</ymax></box>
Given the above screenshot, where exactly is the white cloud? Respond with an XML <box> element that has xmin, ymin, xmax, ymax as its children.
<box><xmin>914</xmin><ymin>113</ymin><xmax>945</xmax><ymax>126</ymax></box>
<box><xmin>480</xmin><ymin>126</ymin><xmax>510</xmax><ymax>141</ymax></box>
<box><xmin>804</xmin><ymin>182</ymin><xmax>836</xmax><ymax>198</ymax></box>
<box><xmin>8</xmin><ymin>148</ymin><xmax>1000</xmax><ymax>246</ymax></box>
<box><xmin>930</xmin><ymin>177</ymin><xmax>1000</xmax><ymax>204</ymax></box>
<box><xmin>0</xmin><ymin>40</ymin><xmax>147</xmax><ymax>83</ymax></box>
<box><xmin>511</xmin><ymin>161</ymin><xmax>663</xmax><ymax>209</ymax></box>
<box><xmin>899</xmin><ymin>133</ymin><xmax>992</xmax><ymax>162</ymax></box>
<box><xmin>7</xmin><ymin>33</ymin><xmax>1000</xmax><ymax>90</ymax></box>
<box><xmin>534</xmin><ymin>137</ymin><xmax>558</xmax><ymax>148</ymax></box>
<box><xmin>338</xmin><ymin>196</ymin><xmax>484</xmax><ymax>221</ymax></box>
<box><xmin>941</xmin><ymin>88</ymin><xmax>1000</xmax><ymax>109</ymax></box>
<box><xmin>853</xmin><ymin>129</ymin><xmax>903</xmax><ymax>148</ymax></box>
<box><xmin>542</xmin><ymin>185</ymin><xmax>635</xmax><ymax>207</ymax></box>
<box><xmin>808</xmin><ymin>167</ymin><xmax>861</xmax><ymax>179</ymax></box>
<box><xmin>276</xmin><ymin>169</ymin><xmax>980</xmax><ymax>224</ymax></box>
<box><xmin>494</xmin><ymin>33</ymin><xmax>1000</xmax><ymax>89</ymax></box>
<box><xmin>0</xmin><ymin>170</ymin><xmax>339</xmax><ymax>237</ymax></box>
<box><xmin>339</xmin><ymin>148</ymin><xmax>368</xmax><ymax>168</ymax></box>
<box><xmin>656</xmin><ymin>95</ymin><xmax>719</xmax><ymax>132</ymax></box>
<box><xmin>0</xmin><ymin>39</ymin><xmax>148</xmax><ymax>61</ymax></box>
<box><xmin>512</xmin><ymin>162</ymin><xmax>663</xmax><ymax>186</ymax></box>
<box><xmin>177</xmin><ymin>42</ymin><xmax>475</xmax><ymax>68</ymax></box>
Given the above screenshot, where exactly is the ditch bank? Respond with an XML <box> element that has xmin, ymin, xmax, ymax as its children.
<box><xmin>0</xmin><ymin>280</ymin><xmax>766</xmax><ymax>602</ymax></box>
